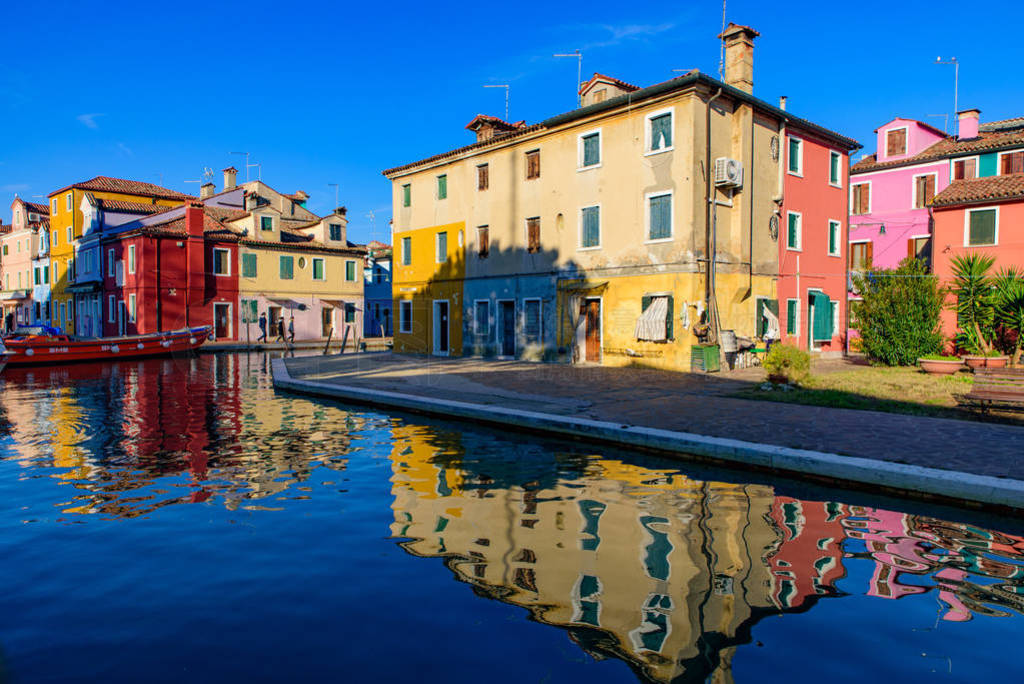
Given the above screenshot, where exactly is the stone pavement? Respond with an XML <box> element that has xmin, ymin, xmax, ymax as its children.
<box><xmin>282</xmin><ymin>353</ymin><xmax>1024</xmax><ymax>482</ymax></box>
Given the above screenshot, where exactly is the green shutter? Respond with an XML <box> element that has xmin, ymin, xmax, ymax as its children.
<box><xmin>402</xmin><ymin>184</ymin><xmax>411</xmax><ymax>207</ymax></box>
<box><xmin>812</xmin><ymin>291</ymin><xmax>832</xmax><ymax>341</ymax></box>
<box><xmin>786</xmin><ymin>300</ymin><xmax>797</xmax><ymax>335</ymax></box>
<box><xmin>242</xmin><ymin>253</ymin><xmax>257</xmax><ymax>278</ymax></box>
<box><xmin>757</xmin><ymin>299</ymin><xmax>779</xmax><ymax>337</ymax></box>
<box><xmin>969</xmin><ymin>209</ymin><xmax>997</xmax><ymax>245</ymax></box>
<box><xmin>649</xmin><ymin>195</ymin><xmax>671</xmax><ymax>240</ymax></box>
<box><xmin>280</xmin><ymin>255</ymin><xmax>293</xmax><ymax>279</ymax></box>
<box><xmin>313</xmin><ymin>259</ymin><xmax>324</xmax><ymax>280</ymax></box>
<box><xmin>665</xmin><ymin>296</ymin><xmax>674</xmax><ymax>340</ymax></box>
<box><xmin>830</xmin><ymin>152</ymin><xmax>840</xmax><ymax>184</ymax></box>
<box><xmin>261</xmin><ymin>216</ymin><xmax>273</xmax><ymax>231</ymax></box>
<box><xmin>582</xmin><ymin>206</ymin><xmax>600</xmax><ymax>247</ymax></box>
<box><xmin>402</xmin><ymin>237</ymin><xmax>411</xmax><ymax>265</ymax></box>
<box><xmin>979</xmin><ymin>153</ymin><xmax>998</xmax><ymax>178</ymax></box>
<box><xmin>651</xmin><ymin>114</ymin><xmax>671</xmax><ymax>150</ymax></box>
<box><xmin>788</xmin><ymin>138</ymin><xmax>800</xmax><ymax>172</ymax></box>
<box><xmin>787</xmin><ymin>214</ymin><xmax>799</xmax><ymax>249</ymax></box>
<box><xmin>583</xmin><ymin>134</ymin><xmax>600</xmax><ymax>166</ymax></box>
<box><xmin>437</xmin><ymin>175</ymin><xmax>447</xmax><ymax>199</ymax></box>
<box><xmin>828</xmin><ymin>222</ymin><xmax>837</xmax><ymax>254</ymax></box>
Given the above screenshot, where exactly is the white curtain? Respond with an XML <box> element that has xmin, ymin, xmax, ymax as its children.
<box><xmin>635</xmin><ymin>296</ymin><xmax>669</xmax><ymax>342</ymax></box>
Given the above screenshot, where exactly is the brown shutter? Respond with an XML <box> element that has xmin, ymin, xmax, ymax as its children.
<box><xmin>887</xmin><ymin>129</ymin><xmax>906</xmax><ymax>156</ymax></box>
<box><xmin>925</xmin><ymin>175</ymin><xmax>935</xmax><ymax>204</ymax></box>
<box><xmin>908</xmin><ymin>239</ymin><xmax>916</xmax><ymax>258</ymax></box>
<box><xmin>526</xmin><ymin>151</ymin><xmax>540</xmax><ymax>179</ymax></box>
<box><xmin>527</xmin><ymin>218</ymin><xmax>540</xmax><ymax>252</ymax></box>
<box><xmin>478</xmin><ymin>227</ymin><xmax>489</xmax><ymax>257</ymax></box>
<box><xmin>1002</xmin><ymin>154</ymin><xmax>1012</xmax><ymax>175</ymax></box>
<box><xmin>866</xmin><ymin>241</ymin><xmax>874</xmax><ymax>268</ymax></box>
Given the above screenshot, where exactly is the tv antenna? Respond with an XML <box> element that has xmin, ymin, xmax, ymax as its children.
<box><xmin>327</xmin><ymin>183</ymin><xmax>339</xmax><ymax>210</ymax></box>
<box><xmin>483</xmin><ymin>84</ymin><xmax>510</xmax><ymax>121</ymax></box>
<box><xmin>719</xmin><ymin>0</ymin><xmax>727</xmax><ymax>79</ymax></box>
<box><xmin>934</xmin><ymin>57</ymin><xmax>959</xmax><ymax>133</ymax></box>
<box><xmin>927</xmin><ymin>113</ymin><xmax>950</xmax><ymax>134</ymax></box>
<box><xmin>366</xmin><ymin>209</ymin><xmax>378</xmax><ymax>243</ymax></box>
<box><xmin>229</xmin><ymin>151</ymin><xmax>261</xmax><ymax>182</ymax></box>
<box><xmin>184</xmin><ymin>167</ymin><xmax>215</xmax><ymax>191</ymax></box>
<box><xmin>554</xmin><ymin>50</ymin><xmax>583</xmax><ymax>107</ymax></box>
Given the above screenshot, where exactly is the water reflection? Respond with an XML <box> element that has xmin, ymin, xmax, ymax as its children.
<box><xmin>1</xmin><ymin>353</ymin><xmax>1023</xmax><ymax>682</ymax></box>
<box><xmin>387</xmin><ymin>425</ymin><xmax>1024</xmax><ymax>683</ymax></box>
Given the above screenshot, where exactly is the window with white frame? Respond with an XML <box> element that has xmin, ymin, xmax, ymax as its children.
<box><xmin>399</xmin><ymin>300</ymin><xmax>412</xmax><ymax>333</ymax></box>
<box><xmin>787</xmin><ymin>137</ymin><xmax>803</xmax><ymax>175</ymax></box>
<box><xmin>474</xmin><ymin>300</ymin><xmax>490</xmax><ymax>336</ymax></box>
<box><xmin>647</xmin><ymin>191</ymin><xmax>672</xmax><ymax>241</ymax></box>
<box><xmin>579</xmin><ymin>130</ymin><xmax>601</xmax><ymax>169</ymax></box>
<box><xmin>312</xmin><ymin>257</ymin><xmax>325</xmax><ymax>281</ymax></box>
<box><xmin>436</xmin><ymin>231</ymin><xmax>447</xmax><ymax>263</ymax></box>
<box><xmin>401</xmin><ymin>236</ymin><xmax>411</xmax><ymax>265</ymax></box>
<box><xmin>646</xmin><ymin>109</ymin><xmax>673</xmax><ymax>153</ymax></box>
<box><xmin>786</xmin><ymin>299</ymin><xmax>800</xmax><ymax>336</ymax></box>
<box><xmin>886</xmin><ymin>127</ymin><xmax>907</xmax><ymax>156</ymax></box>
<box><xmin>66</xmin><ymin>193</ymin><xmax>72</xmax><ymax>210</ymax></box>
<box><xmin>128</xmin><ymin>293</ymin><xmax>136</xmax><ymax>323</ymax></box>
<box><xmin>965</xmin><ymin>207</ymin><xmax>998</xmax><ymax>246</ymax></box>
<box><xmin>213</xmin><ymin>248</ymin><xmax>231</xmax><ymax>276</ymax></box>
<box><xmin>829</xmin><ymin>150</ymin><xmax>842</xmax><ymax>186</ymax></box>
<box><xmin>786</xmin><ymin>212</ymin><xmax>802</xmax><ymax>250</ymax></box>
<box><xmin>52</xmin><ymin>199</ymin><xmax>58</xmax><ymax>215</ymax></box>
<box><xmin>128</xmin><ymin>245</ymin><xmax>136</xmax><ymax>274</ymax></box>
<box><xmin>523</xmin><ymin>299</ymin><xmax>542</xmax><ymax>344</ymax></box>
<box><xmin>851</xmin><ymin>183</ymin><xmax>871</xmax><ymax>215</ymax></box>
<box><xmin>827</xmin><ymin>220</ymin><xmax>841</xmax><ymax>256</ymax></box>
<box><xmin>913</xmin><ymin>173</ymin><xmax>936</xmax><ymax>209</ymax></box>
<box><xmin>108</xmin><ymin>295</ymin><xmax>115</xmax><ymax>323</ymax></box>
<box><xmin>580</xmin><ymin>205</ymin><xmax>600</xmax><ymax>249</ymax></box>
<box><xmin>108</xmin><ymin>248</ymin><xmax>115</xmax><ymax>277</ymax></box>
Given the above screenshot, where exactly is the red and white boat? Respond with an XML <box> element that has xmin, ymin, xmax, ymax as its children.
<box><xmin>0</xmin><ymin>326</ymin><xmax>212</xmax><ymax>367</ymax></box>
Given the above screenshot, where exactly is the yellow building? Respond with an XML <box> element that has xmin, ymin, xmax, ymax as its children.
<box><xmin>383</xmin><ymin>26</ymin><xmax>857</xmax><ymax>370</ymax></box>
<box><xmin>47</xmin><ymin>176</ymin><xmax>191</xmax><ymax>333</ymax></box>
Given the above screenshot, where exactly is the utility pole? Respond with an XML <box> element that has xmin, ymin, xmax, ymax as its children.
<box><xmin>554</xmin><ymin>50</ymin><xmax>583</xmax><ymax>107</ymax></box>
<box><xmin>935</xmin><ymin>57</ymin><xmax>959</xmax><ymax>133</ymax></box>
<box><xmin>483</xmin><ymin>84</ymin><xmax>510</xmax><ymax>121</ymax></box>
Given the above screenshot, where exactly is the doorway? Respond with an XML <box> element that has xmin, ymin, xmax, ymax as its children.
<box><xmin>118</xmin><ymin>300</ymin><xmax>126</xmax><ymax>336</ymax></box>
<box><xmin>269</xmin><ymin>306</ymin><xmax>282</xmax><ymax>337</ymax></box>
<box><xmin>214</xmin><ymin>303</ymin><xmax>231</xmax><ymax>340</ymax></box>
<box><xmin>583</xmin><ymin>298</ymin><xmax>601</xmax><ymax>362</ymax></box>
<box><xmin>498</xmin><ymin>300</ymin><xmax>516</xmax><ymax>357</ymax></box>
<box><xmin>321</xmin><ymin>307</ymin><xmax>333</xmax><ymax>338</ymax></box>
<box><xmin>432</xmin><ymin>300</ymin><xmax>449</xmax><ymax>356</ymax></box>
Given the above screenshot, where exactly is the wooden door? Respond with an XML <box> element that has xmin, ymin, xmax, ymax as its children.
<box><xmin>585</xmin><ymin>300</ymin><xmax>601</xmax><ymax>362</ymax></box>
<box><xmin>321</xmin><ymin>307</ymin><xmax>333</xmax><ymax>337</ymax></box>
<box><xmin>500</xmin><ymin>301</ymin><xmax>516</xmax><ymax>357</ymax></box>
<box><xmin>214</xmin><ymin>304</ymin><xmax>230</xmax><ymax>339</ymax></box>
<box><xmin>434</xmin><ymin>300</ymin><xmax>449</xmax><ymax>355</ymax></box>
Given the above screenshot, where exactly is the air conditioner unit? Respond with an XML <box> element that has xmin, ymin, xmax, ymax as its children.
<box><xmin>714</xmin><ymin>157</ymin><xmax>743</xmax><ymax>188</ymax></box>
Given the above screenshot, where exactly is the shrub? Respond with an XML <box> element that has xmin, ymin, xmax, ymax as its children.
<box><xmin>851</xmin><ymin>257</ymin><xmax>944</xmax><ymax>366</ymax></box>
<box><xmin>763</xmin><ymin>344</ymin><xmax>810</xmax><ymax>384</ymax></box>
<box><xmin>919</xmin><ymin>354</ymin><xmax>960</xmax><ymax>361</ymax></box>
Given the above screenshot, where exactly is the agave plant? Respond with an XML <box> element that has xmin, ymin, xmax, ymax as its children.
<box><xmin>993</xmin><ymin>266</ymin><xmax>1024</xmax><ymax>365</ymax></box>
<box><xmin>948</xmin><ymin>253</ymin><xmax>996</xmax><ymax>354</ymax></box>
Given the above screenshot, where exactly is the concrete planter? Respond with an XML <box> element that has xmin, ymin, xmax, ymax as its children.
<box><xmin>918</xmin><ymin>358</ymin><xmax>963</xmax><ymax>375</ymax></box>
<box><xmin>962</xmin><ymin>355</ymin><xmax>1009</xmax><ymax>370</ymax></box>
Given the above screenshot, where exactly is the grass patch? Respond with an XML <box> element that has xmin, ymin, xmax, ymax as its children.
<box><xmin>734</xmin><ymin>365</ymin><xmax>1022</xmax><ymax>423</ymax></box>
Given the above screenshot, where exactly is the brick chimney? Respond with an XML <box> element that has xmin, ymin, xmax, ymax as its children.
<box><xmin>223</xmin><ymin>166</ymin><xmax>238</xmax><ymax>191</ymax></box>
<box><xmin>718</xmin><ymin>23</ymin><xmax>759</xmax><ymax>94</ymax></box>
<box><xmin>200</xmin><ymin>182</ymin><xmax>215</xmax><ymax>199</ymax></box>
<box><xmin>958</xmin><ymin>109</ymin><xmax>981</xmax><ymax>140</ymax></box>
<box><xmin>185</xmin><ymin>201</ymin><xmax>205</xmax><ymax>238</ymax></box>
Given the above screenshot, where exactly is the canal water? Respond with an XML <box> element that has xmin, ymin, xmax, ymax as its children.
<box><xmin>1</xmin><ymin>352</ymin><xmax>1022</xmax><ymax>683</ymax></box>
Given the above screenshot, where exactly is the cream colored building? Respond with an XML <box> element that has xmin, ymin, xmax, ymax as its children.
<box><xmin>384</xmin><ymin>25</ymin><xmax>857</xmax><ymax>370</ymax></box>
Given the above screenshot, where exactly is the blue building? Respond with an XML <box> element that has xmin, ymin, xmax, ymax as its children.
<box><xmin>363</xmin><ymin>241</ymin><xmax>392</xmax><ymax>337</ymax></box>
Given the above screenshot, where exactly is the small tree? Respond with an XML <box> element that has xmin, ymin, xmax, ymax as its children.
<box><xmin>949</xmin><ymin>253</ymin><xmax>997</xmax><ymax>354</ymax></box>
<box><xmin>851</xmin><ymin>257</ymin><xmax>944</xmax><ymax>366</ymax></box>
<box><xmin>993</xmin><ymin>267</ymin><xmax>1024</xmax><ymax>365</ymax></box>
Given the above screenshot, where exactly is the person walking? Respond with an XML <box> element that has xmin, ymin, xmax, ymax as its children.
<box><xmin>287</xmin><ymin>316</ymin><xmax>295</xmax><ymax>344</ymax></box>
<box><xmin>275</xmin><ymin>317</ymin><xmax>286</xmax><ymax>343</ymax></box>
<box><xmin>257</xmin><ymin>312</ymin><xmax>267</xmax><ymax>343</ymax></box>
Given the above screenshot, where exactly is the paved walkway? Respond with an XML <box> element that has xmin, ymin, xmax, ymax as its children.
<box><xmin>281</xmin><ymin>353</ymin><xmax>1024</xmax><ymax>483</ymax></box>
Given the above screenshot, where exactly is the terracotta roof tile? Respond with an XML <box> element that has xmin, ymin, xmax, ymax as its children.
<box><xmin>50</xmin><ymin>175</ymin><xmax>194</xmax><ymax>201</ymax></box>
<box><xmin>579</xmin><ymin>72</ymin><xmax>640</xmax><ymax>95</ymax></box>
<box><xmin>931</xmin><ymin>174</ymin><xmax>1024</xmax><ymax>207</ymax></box>
<box><xmin>980</xmin><ymin>117</ymin><xmax>1024</xmax><ymax>133</ymax></box>
<box><xmin>23</xmin><ymin>201</ymin><xmax>49</xmax><ymax>216</ymax></box>
<box><xmin>465</xmin><ymin>114</ymin><xmax>527</xmax><ymax>132</ymax></box>
<box><xmin>852</xmin><ymin>129</ymin><xmax>1024</xmax><ymax>174</ymax></box>
<box><xmin>97</xmin><ymin>199</ymin><xmax>169</xmax><ymax>215</ymax></box>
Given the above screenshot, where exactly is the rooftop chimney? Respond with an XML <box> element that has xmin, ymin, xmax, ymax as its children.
<box><xmin>958</xmin><ymin>109</ymin><xmax>981</xmax><ymax>140</ymax></box>
<box><xmin>718</xmin><ymin>23</ymin><xmax>759</xmax><ymax>94</ymax></box>
<box><xmin>223</xmin><ymin>166</ymin><xmax>238</xmax><ymax>191</ymax></box>
<box><xmin>200</xmin><ymin>182</ymin><xmax>215</xmax><ymax>199</ymax></box>
<box><xmin>779</xmin><ymin>95</ymin><xmax>787</xmax><ymax>111</ymax></box>
<box><xmin>185</xmin><ymin>201</ymin><xmax>205</xmax><ymax>238</ymax></box>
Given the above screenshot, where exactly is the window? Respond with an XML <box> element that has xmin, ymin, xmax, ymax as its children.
<box><xmin>829</xmin><ymin>150</ymin><xmax>841</xmax><ymax>186</ymax></box>
<box><xmin>849</xmin><ymin>241</ymin><xmax>872</xmax><ymax>270</ymax></box>
<box><xmin>107</xmin><ymin>249</ymin><xmax>115</xmax><ymax>277</ymax></box>
<box><xmin>477</xmin><ymin>164</ymin><xmax>489</xmax><ymax>191</ymax></box>
<box><xmin>128</xmin><ymin>293</ymin><xmax>136</xmax><ymax>323</ymax></box>
<box><xmin>647</xmin><ymin>110</ymin><xmax>673</xmax><ymax>152</ymax></box>
<box><xmin>1000</xmin><ymin>151</ymin><xmax>1024</xmax><ymax>175</ymax></box>
<box><xmin>1</xmin><ymin>245</ymin><xmax>5</xmax><ymax>256</ymax></box>
<box><xmin>913</xmin><ymin>174</ymin><xmax>936</xmax><ymax>209</ymax></box>
<box><xmin>67</xmin><ymin>301</ymin><xmax>72</xmax><ymax>320</ymax></box>
<box><xmin>399</xmin><ymin>300</ymin><xmax>412</xmax><ymax>333</ymax></box>
<box><xmin>474</xmin><ymin>300</ymin><xmax>490</xmax><ymax>336</ymax></box>
<box><xmin>401</xmin><ymin>184</ymin><xmax>411</xmax><ymax>207</ymax></box>
<box><xmin>851</xmin><ymin>183</ymin><xmax>870</xmax><ymax>215</ymax></box>
<box><xmin>636</xmin><ymin>295</ymin><xmax>673</xmax><ymax>342</ymax></box>
<box><xmin>579</xmin><ymin>131</ymin><xmax>601</xmax><ymax>168</ymax></box>
<box><xmin>828</xmin><ymin>220</ymin><xmax>841</xmax><ymax>256</ymax></box>
<box><xmin>966</xmin><ymin>208</ymin><xmax>997</xmax><ymax>246</ymax></box>
<box><xmin>52</xmin><ymin>199</ymin><xmax>58</xmax><ymax>215</ymax></box>
<box><xmin>34</xmin><ymin>268</ymin><xmax>40</xmax><ymax>286</ymax></box>
<box><xmin>66</xmin><ymin>193</ymin><xmax>72</xmax><ymax>210</ymax></box>
<box><xmin>526</xmin><ymin>150</ymin><xmax>540</xmax><ymax>179</ymax></box>
<box><xmin>401</xmin><ymin>236</ymin><xmax>411</xmax><ymax>265</ymax></box>
<box><xmin>280</xmin><ymin>255</ymin><xmax>294</xmax><ymax>279</ymax></box>
<box><xmin>128</xmin><ymin>245</ymin><xmax>136</xmax><ymax>274</ymax></box>
<box><xmin>647</xmin><ymin>192</ymin><xmax>672</xmax><ymax>241</ymax></box>
<box><xmin>436</xmin><ymin>232</ymin><xmax>447</xmax><ymax>263</ymax></box>
<box><xmin>786</xmin><ymin>212</ymin><xmax>801</xmax><ymax>250</ymax></box>
<box><xmin>213</xmin><ymin>248</ymin><xmax>230</xmax><ymax>275</ymax></box>
<box><xmin>908</xmin><ymin>236</ymin><xmax>931</xmax><ymax>268</ymax></box>
<box><xmin>786</xmin><ymin>299</ymin><xmax>799</xmax><ymax>336</ymax></box>
<box><xmin>345</xmin><ymin>260</ymin><xmax>356</xmax><ymax>281</ymax></box>
<box><xmin>67</xmin><ymin>226</ymin><xmax>72</xmax><ymax>243</ymax></box>
<box><xmin>313</xmin><ymin>257</ymin><xmax>325</xmax><ymax>280</ymax></box>
<box><xmin>344</xmin><ymin>303</ymin><xmax>356</xmax><ymax>323</ymax></box>
<box><xmin>260</xmin><ymin>215</ymin><xmax>273</xmax><ymax>232</ymax></box>
<box><xmin>241</xmin><ymin>253</ymin><xmax>257</xmax><ymax>278</ymax></box>
<box><xmin>523</xmin><ymin>299</ymin><xmax>542</xmax><ymax>344</ymax></box>
<box><xmin>52</xmin><ymin>230</ymin><xmax>58</xmax><ymax>247</ymax></box>
<box><xmin>886</xmin><ymin>128</ymin><xmax>907</xmax><ymax>156</ymax></box>
<box><xmin>43</xmin><ymin>265</ymin><xmax>49</xmax><ymax>284</ymax></box>
<box><xmin>329</xmin><ymin>223</ymin><xmax>342</xmax><ymax>241</ymax></box>
<box><xmin>953</xmin><ymin>158</ymin><xmax>977</xmax><ymax>180</ymax></box>
<box><xmin>580</xmin><ymin>206</ymin><xmax>600</xmax><ymax>249</ymax></box>
<box><xmin>477</xmin><ymin>226</ymin><xmax>489</xmax><ymax>258</ymax></box>
<box><xmin>526</xmin><ymin>217</ymin><xmax>541</xmax><ymax>253</ymax></box>
<box><xmin>788</xmin><ymin>137</ymin><xmax>803</xmax><ymax>175</ymax></box>
<box><xmin>437</xmin><ymin>174</ymin><xmax>447</xmax><ymax>200</ymax></box>
<box><xmin>756</xmin><ymin>298</ymin><xmax>779</xmax><ymax>338</ymax></box>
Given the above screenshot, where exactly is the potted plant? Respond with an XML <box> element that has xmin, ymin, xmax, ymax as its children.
<box><xmin>949</xmin><ymin>254</ymin><xmax>1009</xmax><ymax>369</ymax></box>
<box><xmin>962</xmin><ymin>350</ymin><xmax>1009</xmax><ymax>370</ymax></box>
<box><xmin>918</xmin><ymin>354</ymin><xmax>964</xmax><ymax>375</ymax></box>
<box><xmin>993</xmin><ymin>266</ymin><xmax>1024</xmax><ymax>367</ymax></box>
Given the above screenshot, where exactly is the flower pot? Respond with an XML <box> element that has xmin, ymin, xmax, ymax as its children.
<box><xmin>919</xmin><ymin>358</ymin><xmax>963</xmax><ymax>375</ymax></box>
<box><xmin>962</xmin><ymin>355</ymin><xmax>1009</xmax><ymax>370</ymax></box>
<box><xmin>767</xmin><ymin>373</ymin><xmax>789</xmax><ymax>384</ymax></box>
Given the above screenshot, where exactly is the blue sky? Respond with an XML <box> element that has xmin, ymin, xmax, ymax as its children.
<box><xmin>2</xmin><ymin>0</ymin><xmax>1022</xmax><ymax>244</ymax></box>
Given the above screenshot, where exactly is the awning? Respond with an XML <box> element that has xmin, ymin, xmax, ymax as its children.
<box><xmin>0</xmin><ymin>290</ymin><xmax>29</xmax><ymax>302</ymax></box>
<box><xmin>66</xmin><ymin>282</ymin><xmax>102</xmax><ymax>294</ymax></box>
<box><xmin>321</xmin><ymin>299</ymin><xmax>361</xmax><ymax>311</ymax></box>
<box><xmin>557</xmin><ymin>279</ymin><xmax>608</xmax><ymax>293</ymax></box>
<box><xmin>635</xmin><ymin>296</ymin><xmax>669</xmax><ymax>341</ymax></box>
<box><xmin>267</xmin><ymin>298</ymin><xmax>306</xmax><ymax>311</ymax></box>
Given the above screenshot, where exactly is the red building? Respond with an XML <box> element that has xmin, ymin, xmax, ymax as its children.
<box><xmin>102</xmin><ymin>202</ymin><xmax>240</xmax><ymax>339</ymax></box>
<box><xmin>778</xmin><ymin>123</ymin><xmax>854</xmax><ymax>354</ymax></box>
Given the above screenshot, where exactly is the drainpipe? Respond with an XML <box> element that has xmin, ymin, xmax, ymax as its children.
<box><xmin>748</xmin><ymin>103</ymin><xmax>755</xmax><ymax>293</ymax></box>
<box><xmin>705</xmin><ymin>86</ymin><xmax>723</xmax><ymax>343</ymax></box>
<box><xmin>776</xmin><ymin>98</ymin><xmax>787</xmax><ymax>334</ymax></box>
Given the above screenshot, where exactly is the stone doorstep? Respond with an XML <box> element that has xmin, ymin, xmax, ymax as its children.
<box><xmin>271</xmin><ymin>357</ymin><xmax>1024</xmax><ymax>513</ymax></box>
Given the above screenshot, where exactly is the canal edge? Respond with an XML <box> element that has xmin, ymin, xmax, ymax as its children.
<box><xmin>270</xmin><ymin>358</ymin><xmax>1024</xmax><ymax>513</ymax></box>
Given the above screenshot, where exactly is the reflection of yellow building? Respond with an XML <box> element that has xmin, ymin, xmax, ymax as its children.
<box><xmin>391</xmin><ymin>220</ymin><xmax>465</xmax><ymax>356</ymax></box>
<box><xmin>388</xmin><ymin>427</ymin><xmax>784</xmax><ymax>683</ymax></box>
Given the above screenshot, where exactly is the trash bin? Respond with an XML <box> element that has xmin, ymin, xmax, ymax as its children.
<box><xmin>691</xmin><ymin>344</ymin><xmax>721</xmax><ymax>372</ymax></box>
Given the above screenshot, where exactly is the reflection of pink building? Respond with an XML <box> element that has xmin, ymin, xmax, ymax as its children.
<box><xmin>768</xmin><ymin>498</ymin><xmax>848</xmax><ymax>609</ymax></box>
